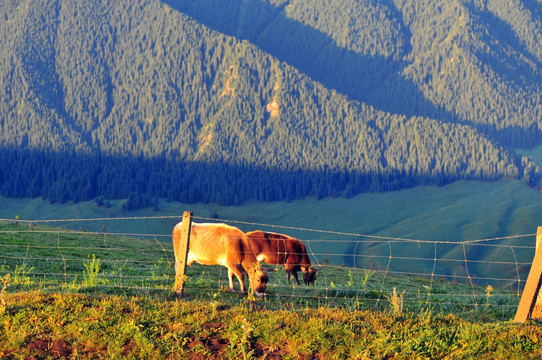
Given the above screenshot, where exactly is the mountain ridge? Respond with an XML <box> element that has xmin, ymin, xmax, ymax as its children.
<box><xmin>0</xmin><ymin>0</ymin><xmax>541</xmax><ymax>207</ymax></box>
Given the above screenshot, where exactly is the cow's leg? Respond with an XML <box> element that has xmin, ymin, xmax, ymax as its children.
<box><xmin>186</xmin><ymin>253</ymin><xmax>195</xmax><ymax>266</ymax></box>
<box><xmin>227</xmin><ymin>265</ymin><xmax>246</xmax><ymax>293</ymax></box>
<box><xmin>227</xmin><ymin>269</ymin><xmax>235</xmax><ymax>291</ymax></box>
<box><xmin>291</xmin><ymin>270</ymin><xmax>301</xmax><ymax>285</ymax></box>
<box><xmin>286</xmin><ymin>267</ymin><xmax>301</xmax><ymax>285</ymax></box>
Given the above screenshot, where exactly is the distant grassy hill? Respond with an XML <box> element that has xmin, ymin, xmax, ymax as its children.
<box><xmin>1</xmin><ymin>222</ymin><xmax>542</xmax><ymax>358</ymax></box>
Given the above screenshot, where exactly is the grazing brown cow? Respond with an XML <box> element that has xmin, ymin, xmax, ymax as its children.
<box><xmin>172</xmin><ymin>222</ymin><xmax>268</xmax><ymax>296</ymax></box>
<box><xmin>246</xmin><ymin>230</ymin><xmax>319</xmax><ymax>285</ymax></box>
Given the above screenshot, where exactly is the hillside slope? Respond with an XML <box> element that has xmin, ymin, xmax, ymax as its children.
<box><xmin>0</xmin><ymin>0</ymin><xmax>540</xmax><ymax>205</ymax></box>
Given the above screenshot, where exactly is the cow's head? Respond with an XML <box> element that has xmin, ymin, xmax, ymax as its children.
<box><xmin>247</xmin><ymin>265</ymin><xmax>268</xmax><ymax>296</ymax></box>
<box><xmin>302</xmin><ymin>266</ymin><xmax>319</xmax><ymax>285</ymax></box>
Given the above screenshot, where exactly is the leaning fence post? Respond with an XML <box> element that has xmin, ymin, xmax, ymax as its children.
<box><xmin>173</xmin><ymin>211</ymin><xmax>193</xmax><ymax>298</ymax></box>
<box><xmin>514</xmin><ymin>226</ymin><xmax>542</xmax><ymax>323</ymax></box>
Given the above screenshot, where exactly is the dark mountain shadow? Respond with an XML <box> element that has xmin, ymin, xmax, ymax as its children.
<box><xmin>162</xmin><ymin>0</ymin><xmax>451</xmax><ymax>122</ymax></box>
<box><xmin>0</xmin><ymin>146</ymin><xmax>484</xmax><ymax>209</ymax></box>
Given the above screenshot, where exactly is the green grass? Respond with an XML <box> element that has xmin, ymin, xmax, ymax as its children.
<box><xmin>1</xmin><ymin>222</ymin><xmax>541</xmax><ymax>358</ymax></box>
<box><xmin>2</xmin><ymin>291</ymin><xmax>542</xmax><ymax>359</ymax></box>
<box><xmin>0</xmin><ymin>222</ymin><xmax>522</xmax><ymax>318</ymax></box>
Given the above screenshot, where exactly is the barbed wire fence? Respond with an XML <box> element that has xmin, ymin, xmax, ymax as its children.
<box><xmin>0</xmin><ymin>214</ymin><xmax>537</xmax><ymax>319</ymax></box>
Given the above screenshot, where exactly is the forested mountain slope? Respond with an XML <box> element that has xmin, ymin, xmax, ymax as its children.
<box><xmin>0</xmin><ymin>0</ymin><xmax>541</xmax><ymax>207</ymax></box>
<box><xmin>171</xmin><ymin>0</ymin><xmax>542</xmax><ymax>143</ymax></box>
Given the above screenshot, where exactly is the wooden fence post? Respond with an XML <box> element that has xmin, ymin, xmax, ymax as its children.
<box><xmin>514</xmin><ymin>226</ymin><xmax>542</xmax><ymax>323</ymax></box>
<box><xmin>173</xmin><ymin>211</ymin><xmax>193</xmax><ymax>298</ymax></box>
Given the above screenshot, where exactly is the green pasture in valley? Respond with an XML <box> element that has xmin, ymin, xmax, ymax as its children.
<box><xmin>1</xmin><ymin>179</ymin><xmax>542</xmax><ymax>244</ymax></box>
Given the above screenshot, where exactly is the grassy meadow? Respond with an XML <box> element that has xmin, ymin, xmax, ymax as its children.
<box><xmin>1</xmin><ymin>221</ymin><xmax>542</xmax><ymax>358</ymax></box>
